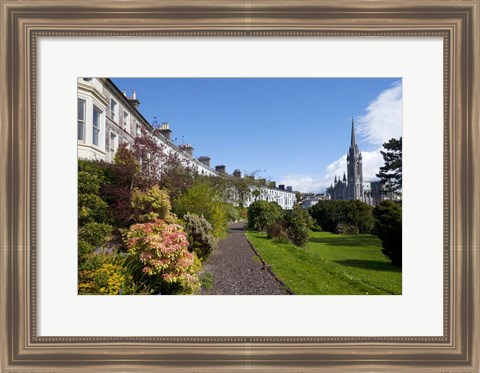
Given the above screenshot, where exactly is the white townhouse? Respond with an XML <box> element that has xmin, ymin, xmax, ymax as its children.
<box><xmin>77</xmin><ymin>78</ymin><xmax>296</xmax><ymax>209</ymax></box>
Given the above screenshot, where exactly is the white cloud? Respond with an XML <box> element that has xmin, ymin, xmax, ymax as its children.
<box><xmin>280</xmin><ymin>81</ymin><xmax>402</xmax><ymax>194</ymax></box>
<box><xmin>281</xmin><ymin>149</ymin><xmax>385</xmax><ymax>193</ymax></box>
<box><xmin>356</xmin><ymin>80</ymin><xmax>403</xmax><ymax>145</ymax></box>
<box><xmin>279</xmin><ymin>175</ymin><xmax>326</xmax><ymax>194</ymax></box>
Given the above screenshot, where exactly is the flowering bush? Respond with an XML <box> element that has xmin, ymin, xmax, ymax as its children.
<box><xmin>182</xmin><ymin>212</ymin><xmax>218</xmax><ymax>260</ymax></box>
<box><xmin>78</xmin><ymin>257</ymin><xmax>128</xmax><ymax>295</ymax></box>
<box><xmin>131</xmin><ymin>185</ymin><xmax>172</xmax><ymax>222</ymax></box>
<box><xmin>125</xmin><ymin>219</ymin><xmax>200</xmax><ymax>294</ymax></box>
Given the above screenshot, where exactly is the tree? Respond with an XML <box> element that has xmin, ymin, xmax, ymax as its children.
<box><xmin>376</xmin><ymin>137</ymin><xmax>402</xmax><ymax>192</ymax></box>
<box><xmin>132</xmin><ymin>133</ymin><xmax>195</xmax><ymax>198</ymax></box>
<box><xmin>247</xmin><ymin>201</ymin><xmax>283</xmax><ymax>232</ymax></box>
<box><xmin>373</xmin><ymin>201</ymin><xmax>402</xmax><ymax>267</ymax></box>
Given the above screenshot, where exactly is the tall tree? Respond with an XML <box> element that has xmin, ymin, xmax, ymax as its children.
<box><xmin>376</xmin><ymin>137</ymin><xmax>402</xmax><ymax>191</ymax></box>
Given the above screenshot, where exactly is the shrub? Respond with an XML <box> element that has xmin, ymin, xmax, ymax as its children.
<box><xmin>78</xmin><ymin>159</ymin><xmax>113</xmax><ymax>225</ymax></box>
<box><xmin>125</xmin><ymin>219</ymin><xmax>201</xmax><ymax>294</ymax></box>
<box><xmin>182</xmin><ymin>213</ymin><xmax>218</xmax><ymax>260</ymax></box>
<box><xmin>131</xmin><ymin>185</ymin><xmax>172</xmax><ymax>222</ymax></box>
<box><xmin>373</xmin><ymin>201</ymin><xmax>402</xmax><ymax>267</ymax></box>
<box><xmin>173</xmin><ymin>181</ymin><xmax>228</xmax><ymax>238</ymax></box>
<box><xmin>273</xmin><ymin>231</ymin><xmax>290</xmax><ymax>245</ymax></box>
<box><xmin>336</xmin><ymin>223</ymin><xmax>360</xmax><ymax>235</ymax></box>
<box><xmin>309</xmin><ymin>200</ymin><xmax>374</xmax><ymax>234</ymax></box>
<box><xmin>266</xmin><ymin>221</ymin><xmax>286</xmax><ymax>239</ymax></box>
<box><xmin>283</xmin><ymin>207</ymin><xmax>311</xmax><ymax>247</ymax></box>
<box><xmin>224</xmin><ymin>203</ymin><xmax>242</xmax><ymax>223</ymax></box>
<box><xmin>78</xmin><ymin>194</ymin><xmax>110</xmax><ymax>225</ymax></box>
<box><xmin>78</xmin><ymin>259</ymin><xmax>129</xmax><ymax>295</ymax></box>
<box><xmin>79</xmin><ymin>222</ymin><xmax>114</xmax><ymax>247</ymax></box>
<box><xmin>78</xmin><ymin>239</ymin><xmax>94</xmax><ymax>259</ymax></box>
<box><xmin>247</xmin><ymin>201</ymin><xmax>283</xmax><ymax>232</ymax></box>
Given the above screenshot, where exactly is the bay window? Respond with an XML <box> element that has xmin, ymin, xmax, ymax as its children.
<box><xmin>92</xmin><ymin>105</ymin><xmax>102</xmax><ymax>147</ymax></box>
<box><xmin>77</xmin><ymin>99</ymin><xmax>86</xmax><ymax>142</ymax></box>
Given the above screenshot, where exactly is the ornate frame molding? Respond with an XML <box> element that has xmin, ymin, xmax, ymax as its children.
<box><xmin>1</xmin><ymin>1</ymin><xmax>478</xmax><ymax>371</ymax></box>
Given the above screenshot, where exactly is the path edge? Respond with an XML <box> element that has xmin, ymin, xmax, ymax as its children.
<box><xmin>242</xmin><ymin>225</ymin><xmax>295</xmax><ymax>295</ymax></box>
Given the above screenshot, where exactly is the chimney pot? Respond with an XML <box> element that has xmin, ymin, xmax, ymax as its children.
<box><xmin>215</xmin><ymin>165</ymin><xmax>226</xmax><ymax>174</ymax></box>
<box><xmin>159</xmin><ymin>122</ymin><xmax>172</xmax><ymax>141</ymax></box>
<box><xmin>179</xmin><ymin>144</ymin><xmax>194</xmax><ymax>157</ymax></box>
<box><xmin>198</xmin><ymin>156</ymin><xmax>211</xmax><ymax>168</ymax></box>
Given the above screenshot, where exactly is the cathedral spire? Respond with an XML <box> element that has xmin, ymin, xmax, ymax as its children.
<box><xmin>350</xmin><ymin>117</ymin><xmax>356</xmax><ymax>147</ymax></box>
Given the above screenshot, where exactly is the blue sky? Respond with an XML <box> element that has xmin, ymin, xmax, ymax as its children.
<box><xmin>112</xmin><ymin>78</ymin><xmax>402</xmax><ymax>193</ymax></box>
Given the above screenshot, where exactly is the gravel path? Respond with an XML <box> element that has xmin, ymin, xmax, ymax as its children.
<box><xmin>202</xmin><ymin>221</ymin><xmax>289</xmax><ymax>295</ymax></box>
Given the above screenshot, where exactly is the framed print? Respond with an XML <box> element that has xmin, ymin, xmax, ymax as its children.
<box><xmin>1</xmin><ymin>0</ymin><xmax>479</xmax><ymax>372</ymax></box>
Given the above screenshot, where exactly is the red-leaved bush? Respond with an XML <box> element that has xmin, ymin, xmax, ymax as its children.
<box><xmin>125</xmin><ymin>219</ymin><xmax>200</xmax><ymax>294</ymax></box>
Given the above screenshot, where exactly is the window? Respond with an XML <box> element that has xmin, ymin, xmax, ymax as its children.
<box><xmin>123</xmin><ymin>111</ymin><xmax>130</xmax><ymax>133</ymax></box>
<box><xmin>110</xmin><ymin>132</ymin><xmax>118</xmax><ymax>156</ymax></box>
<box><xmin>92</xmin><ymin>105</ymin><xmax>102</xmax><ymax>146</ymax></box>
<box><xmin>135</xmin><ymin>120</ymin><xmax>141</xmax><ymax>137</ymax></box>
<box><xmin>110</xmin><ymin>99</ymin><xmax>117</xmax><ymax>121</ymax></box>
<box><xmin>77</xmin><ymin>99</ymin><xmax>85</xmax><ymax>142</ymax></box>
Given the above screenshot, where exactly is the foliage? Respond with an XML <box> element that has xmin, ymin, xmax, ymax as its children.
<box><xmin>131</xmin><ymin>185</ymin><xmax>172</xmax><ymax>222</ymax></box>
<box><xmin>336</xmin><ymin>223</ymin><xmax>360</xmax><ymax>235</ymax></box>
<box><xmin>309</xmin><ymin>200</ymin><xmax>374</xmax><ymax>234</ymax></box>
<box><xmin>133</xmin><ymin>134</ymin><xmax>195</xmax><ymax>199</ymax></box>
<box><xmin>125</xmin><ymin>219</ymin><xmax>201</xmax><ymax>294</ymax></box>
<box><xmin>195</xmin><ymin>171</ymin><xmax>267</xmax><ymax>209</ymax></box>
<box><xmin>200</xmin><ymin>272</ymin><xmax>214</xmax><ymax>291</ymax></box>
<box><xmin>373</xmin><ymin>201</ymin><xmax>402</xmax><ymax>267</ymax></box>
<box><xmin>266</xmin><ymin>221</ymin><xmax>286</xmax><ymax>240</ymax></box>
<box><xmin>376</xmin><ymin>137</ymin><xmax>402</xmax><ymax>192</ymax></box>
<box><xmin>78</xmin><ymin>160</ymin><xmax>113</xmax><ymax>226</ymax></box>
<box><xmin>283</xmin><ymin>207</ymin><xmax>311</xmax><ymax>247</ymax></box>
<box><xmin>78</xmin><ymin>194</ymin><xmax>110</xmax><ymax>225</ymax></box>
<box><xmin>182</xmin><ymin>213</ymin><xmax>219</xmax><ymax>260</ymax></box>
<box><xmin>79</xmin><ymin>222</ymin><xmax>114</xmax><ymax>247</ymax></box>
<box><xmin>173</xmin><ymin>181</ymin><xmax>228</xmax><ymax>238</ymax></box>
<box><xmin>101</xmin><ymin>145</ymin><xmax>142</xmax><ymax>227</ymax></box>
<box><xmin>247</xmin><ymin>201</ymin><xmax>284</xmax><ymax>232</ymax></box>
<box><xmin>78</xmin><ymin>257</ymin><xmax>129</xmax><ymax>295</ymax></box>
<box><xmin>246</xmin><ymin>230</ymin><xmax>402</xmax><ymax>295</ymax></box>
<box><xmin>224</xmin><ymin>203</ymin><xmax>242</xmax><ymax>222</ymax></box>
<box><xmin>272</xmin><ymin>231</ymin><xmax>290</xmax><ymax>244</ymax></box>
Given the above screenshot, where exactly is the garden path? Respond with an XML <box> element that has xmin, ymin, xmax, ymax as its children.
<box><xmin>202</xmin><ymin>221</ymin><xmax>289</xmax><ymax>295</ymax></box>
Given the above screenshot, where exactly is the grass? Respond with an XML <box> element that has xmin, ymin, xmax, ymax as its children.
<box><xmin>245</xmin><ymin>230</ymin><xmax>401</xmax><ymax>295</ymax></box>
<box><xmin>200</xmin><ymin>272</ymin><xmax>214</xmax><ymax>291</ymax></box>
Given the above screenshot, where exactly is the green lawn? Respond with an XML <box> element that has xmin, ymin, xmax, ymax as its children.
<box><xmin>245</xmin><ymin>230</ymin><xmax>401</xmax><ymax>295</ymax></box>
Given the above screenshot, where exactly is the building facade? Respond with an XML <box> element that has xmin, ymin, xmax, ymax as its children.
<box><xmin>77</xmin><ymin>78</ymin><xmax>296</xmax><ymax>210</ymax></box>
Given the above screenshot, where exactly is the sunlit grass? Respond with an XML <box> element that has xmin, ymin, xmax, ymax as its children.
<box><xmin>246</xmin><ymin>230</ymin><xmax>401</xmax><ymax>295</ymax></box>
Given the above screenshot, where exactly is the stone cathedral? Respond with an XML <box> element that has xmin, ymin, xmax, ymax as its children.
<box><xmin>327</xmin><ymin>119</ymin><xmax>364</xmax><ymax>201</ymax></box>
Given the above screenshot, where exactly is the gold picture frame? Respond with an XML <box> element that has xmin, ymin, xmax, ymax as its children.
<box><xmin>1</xmin><ymin>0</ymin><xmax>479</xmax><ymax>371</ymax></box>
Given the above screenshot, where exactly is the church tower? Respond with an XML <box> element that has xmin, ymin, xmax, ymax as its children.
<box><xmin>346</xmin><ymin>118</ymin><xmax>363</xmax><ymax>200</ymax></box>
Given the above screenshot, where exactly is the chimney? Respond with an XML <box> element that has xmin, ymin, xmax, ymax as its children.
<box><xmin>286</xmin><ymin>186</ymin><xmax>293</xmax><ymax>192</ymax></box>
<box><xmin>215</xmin><ymin>165</ymin><xmax>226</xmax><ymax>174</ymax></box>
<box><xmin>179</xmin><ymin>144</ymin><xmax>194</xmax><ymax>157</ymax></box>
<box><xmin>269</xmin><ymin>181</ymin><xmax>276</xmax><ymax>188</ymax></box>
<box><xmin>279</xmin><ymin>184</ymin><xmax>285</xmax><ymax>190</ymax></box>
<box><xmin>159</xmin><ymin>122</ymin><xmax>172</xmax><ymax>141</ymax></box>
<box><xmin>233</xmin><ymin>169</ymin><xmax>242</xmax><ymax>178</ymax></box>
<box><xmin>198</xmin><ymin>156</ymin><xmax>211</xmax><ymax>168</ymax></box>
<box><xmin>128</xmin><ymin>90</ymin><xmax>140</xmax><ymax>109</ymax></box>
